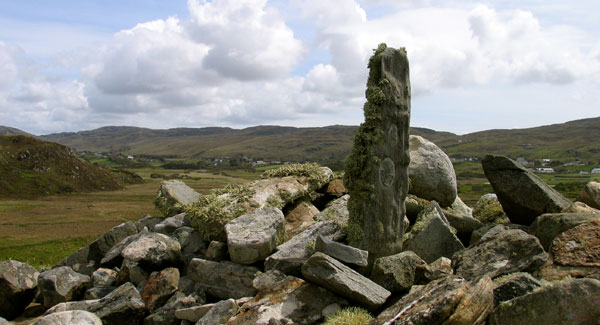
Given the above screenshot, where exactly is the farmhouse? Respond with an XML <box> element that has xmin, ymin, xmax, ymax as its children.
<box><xmin>592</xmin><ymin>168</ymin><xmax>600</xmax><ymax>174</ymax></box>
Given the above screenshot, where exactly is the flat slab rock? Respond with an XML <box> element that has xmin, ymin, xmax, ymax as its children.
<box><xmin>374</xmin><ymin>275</ymin><xmax>494</xmax><ymax>325</ymax></box>
<box><xmin>315</xmin><ymin>235</ymin><xmax>369</xmax><ymax>268</ymax></box>
<box><xmin>155</xmin><ymin>180</ymin><xmax>202</xmax><ymax>217</ymax></box>
<box><xmin>489</xmin><ymin>278</ymin><xmax>600</xmax><ymax>325</ymax></box>
<box><xmin>38</xmin><ymin>266</ymin><xmax>91</xmax><ymax>308</ymax></box>
<box><xmin>301</xmin><ymin>252</ymin><xmax>390</xmax><ymax>311</ymax></box>
<box><xmin>482</xmin><ymin>155</ymin><xmax>571</xmax><ymax>225</ymax></box>
<box><xmin>551</xmin><ymin>219</ymin><xmax>600</xmax><ymax>267</ymax></box>
<box><xmin>453</xmin><ymin>227</ymin><xmax>548</xmax><ymax>280</ymax></box>
<box><xmin>187</xmin><ymin>258</ymin><xmax>260</xmax><ymax>300</ymax></box>
<box><xmin>225</xmin><ymin>208</ymin><xmax>285</xmax><ymax>265</ymax></box>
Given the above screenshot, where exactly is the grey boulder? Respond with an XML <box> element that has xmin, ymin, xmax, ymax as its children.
<box><xmin>120</xmin><ymin>232</ymin><xmax>181</xmax><ymax>269</ymax></box>
<box><xmin>408</xmin><ymin>135</ymin><xmax>457</xmax><ymax>207</ymax></box>
<box><xmin>38</xmin><ymin>266</ymin><xmax>90</xmax><ymax>308</ymax></box>
<box><xmin>492</xmin><ymin>272</ymin><xmax>542</xmax><ymax>306</ymax></box>
<box><xmin>315</xmin><ymin>235</ymin><xmax>368</xmax><ymax>269</ymax></box>
<box><xmin>154</xmin><ymin>180</ymin><xmax>202</xmax><ymax>217</ymax></box>
<box><xmin>529</xmin><ymin>212</ymin><xmax>600</xmax><ymax>251</ymax></box>
<box><xmin>33</xmin><ymin>310</ymin><xmax>102</xmax><ymax>325</ymax></box>
<box><xmin>225</xmin><ymin>208</ymin><xmax>285</xmax><ymax>265</ymax></box>
<box><xmin>196</xmin><ymin>299</ymin><xmax>238</xmax><ymax>325</ymax></box>
<box><xmin>187</xmin><ymin>258</ymin><xmax>260</xmax><ymax>300</ymax></box>
<box><xmin>577</xmin><ymin>181</ymin><xmax>600</xmax><ymax>209</ymax></box>
<box><xmin>0</xmin><ymin>260</ymin><xmax>39</xmax><ymax>320</ymax></box>
<box><xmin>301</xmin><ymin>252</ymin><xmax>390</xmax><ymax>311</ymax></box>
<box><xmin>482</xmin><ymin>155</ymin><xmax>571</xmax><ymax>225</ymax></box>
<box><xmin>370</xmin><ymin>251</ymin><xmax>426</xmax><ymax>293</ymax></box>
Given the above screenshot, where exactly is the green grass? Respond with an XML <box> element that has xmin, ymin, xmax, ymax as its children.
<box><xmin>0</xmin><ymin>237</ymin><xmax>94</xmax><ymax>269</ymax></box>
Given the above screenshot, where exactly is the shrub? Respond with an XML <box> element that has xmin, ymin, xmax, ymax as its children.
<box><xmin>323</xmin><ymin>307</ymin><xmax>373</xmax><ymax>325</ymax></box>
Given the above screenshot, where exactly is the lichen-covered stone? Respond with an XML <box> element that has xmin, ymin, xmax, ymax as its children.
<box><xmin>187</xmin><ymin>258</ymin><xmax>260</xmax><ymax>300</ymax></box>
<box><xmin>141</xmin><ymin>267</ymin><xmax>179</xmax><ymax>312</ymax></box>
<box><xmin>120</xmin><ymin>232</ymin><xmax>181</xmax><ymax>269</ymax></box>
<box><xmin>38</xmin><ymin>266</ymin><xmax>90</xmax><ymax>308</ymax></box>
<box><xmin>154</xmin><ymin>180</ymin><xmax>202</xmax><ymax>217</ymax></box>
<box><xmin>472</xmin><ymin>193</ymin><xmax>509</xmax><ymax>225</ymax></box>
<box><xmin>225</xmin><ymin>208</ymin><xmax>285</xmax><ymax>265</ymax></box>
<box><xmin>551</xmin><ymin>219</ymin><xmax>600</xmax><ymax>267</ymax></box>
<box><xmin>315</xmin><ymin>235</ymin><xmax>369</xmax><ymax>269</ymax></box>
<box><xmin>370</xmin><ymin>251</ymin><xmax>426</xmax><ymax>293</ymax></box>
<box><xmin>196</xmin><ymin>299</ymin><xmax>238</xmax><ymax>325</ymax></box>
<box><xmin>577</xmin><ymin>181</ymin><xmax>600</xmax><ymax>209</ymax></box>
<box><xmin>0</xmin><ymin>260</ymin><xmax>39</xmax><ymax>320</ymax></box>
<box><xmin>344</xmin><ymin>43</ymin><xmax>410</xmax><ymax>259</ymax></box>
<box><xmin>284</xmin><ymin>201</ymin><xmax>320</xmax><ymax>238</ymax></box>
<box><xmin>492</xmin><ymin>272</ymin><xmax>542</xmax><ymax>306</ymax></box>
<box><xmin>529</xmin><ymin>212</ymin><xmax>600</xmax><ymax>251</ymax></box>
<box><xmin>482</xmin><ymin>155</ymin><xmax>571</xmax><ymax>225</ymax></box>
<box><xmin>33</xmin><ymin>310</ymin><xmax>102</xmax><ymax>325</ymax></box>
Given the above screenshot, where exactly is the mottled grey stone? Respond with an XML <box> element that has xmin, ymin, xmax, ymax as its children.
<box><xmin>492</xmin><ymin>272</ymin><xmax>542</xmax><ymax>306</ymax></box>
<box><xmin>33</xmin><ymin>310</ymin><xmax>102</xmax><ymax>325</ymax></box>
<box><xmin>196</xmin><ymin>299</ymin><xmax>238</xmax><ymax>325</ymax></box>
<box><xmin>344</xmin><ymin>44</ymin><xmax>410</xmax><ymax>260</ymax></box>
<box><xmin>0</xmin><ymin>260</ymin><xmax>39</xmax><ymax>320</ymax></box>
<box><xmin>38</xmin><ymin>266</ymin><xmax>90</xmax><ymax>308</ymax></box>
<box><xmin>187</xmin><ymin>258</ymin><xmax>260</xmax><ymax>300</ymax></box>
<box><xmin>91</xmin><ymin>268</ymin><xmax>117</xmax><ymax>287</ymax></box>
<box><xmin>529</xmin><ymin>212</ymin><xmax>600</xmax><ymax>251</ymax></box>
<box><xmin>120</xmin><ymin>232</ymin><xmax>181</xmax><ymax>269</ymax></box>
<box><xmin>173</xmin><ymin>226</ymin><xmax>206</xmax><ymax>255</ymax></box>
<box><xmin>301</xmin><ymin>252</ymin><xmax>390</xmax><ymax>311</ymax></box>
<box><xmin>370</xmin><ymin>251</ymin><xmax>426</xmax><ymax>293</ymax></box>
<box><xmin>315</xmin><ymin>235</ymin><xmax>368</xmax><ymax>268</ymax></box>
<box><xmin>155</xmin><ymin>180</ymin><xmax>202</xmax><ymax>217</ymax></box>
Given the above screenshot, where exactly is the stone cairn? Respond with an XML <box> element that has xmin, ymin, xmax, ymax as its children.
<box><xmin>2</xmin><ymin>44</ymin><xmax>600</xmax><ymax>325</ymax></box>
<box><xmin>344</xmin><ymin>43</ymin><xmax>411</xmax><ymax>261</ymax></box>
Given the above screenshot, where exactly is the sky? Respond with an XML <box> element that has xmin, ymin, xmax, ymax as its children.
<box><xmin>0</xmin><ymin>0</ymin><xmax>599</xmax><ymax>136</ymax></box>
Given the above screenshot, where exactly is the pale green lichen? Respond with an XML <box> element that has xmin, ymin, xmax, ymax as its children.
<box><xmin>154</xmin><ymin>191</ymin><xmax>183</xmax><ymax>218</ymax></box>
<box><xmin>323</xmin><ymin>307</ymin><xmax>373</xmax><ymax>325</ymax></box>
<box><xmin>262</xmin><ymin>162</ymin><xmax>330</xmax><ymax>191</ymax></box>
<box><xmin>185</xmin><ymin>183</ymin><xmax>256</xmax><ymax>241</ymax></box>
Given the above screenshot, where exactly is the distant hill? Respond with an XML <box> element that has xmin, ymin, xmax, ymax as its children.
<box><xmin>0</xmin><ymin>135</ymin><xmax>142</xmax><ymax>198</ymax></box>
<box><xmin>0</xmin><ymin>126</ymin><xmax>33</xmax><ymax>137</ymax></box>
<box><xmin>39</xmin><ymin>117</ymin><xmax>600</xmax><ymax>163</ymax></box>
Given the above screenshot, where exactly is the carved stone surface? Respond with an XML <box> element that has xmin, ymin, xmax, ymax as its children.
<box><xmin>344</xmin><ymin>43</ymin><xmax>411</xmax><ymax>260</ymax></box>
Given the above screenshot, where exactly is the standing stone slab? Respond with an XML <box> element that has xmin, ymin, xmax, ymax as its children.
<box><xmin>187</xmin><ymin>258</ymin><xmax>260</xmax><ymax>300</ymax></box>
<box><xmin>38</xmin><ymin>266</ymin><xmax>91</xmax><ymax>308</ymax></box>
<box><xmin>489</xmin><ymin>278</ymin><xmax>600</xmax><ymax>325</ymax></box>
<box><xmin>0</xmin><ymin>260</ymin><xmax>39</xmax><ymax>320</ymax></box>
<box><xmin>301</xmin><ymin>252</ymin><xmax>390</xmax><ymax>311</ymax></box>
<box><xmin>403</xmin><ymin>202</ymin><xmax>464</xmax><ymax>263</ymax></box>
<box><xmin>344</xmin><ymin>43</ymin><xmax>410</xmax><ymax>259</ymax></box>
<box><xmin>482</xmin><ymin>155</ymin><xmax>571</xmax><ymax>225</ymax></box>
<box><xmin>155</xmin><ymin>180</ymin><xmax>202</xmax><ymax>217</ymax></box>
<box><xmin>408</xmin><ymin>135</ymin><xmax>457</xmax><ymax>207</ymax></box>
<box><xmin>225</xmin><ymin>208</ymin><xmax>285</xmax><ymax>265</ymax></box>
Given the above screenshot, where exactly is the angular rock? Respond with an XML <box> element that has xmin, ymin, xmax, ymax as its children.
<box><xmin>408</xmin><ymin>135</ymin><xmax>457</xmax><ymax>207</ymax></box>
<box><xmin>177</xmin><ymin>275</ymin><xmax>207</xmax><ymax>302</ymax></box>
<box><xmin>535</xmin><ymin>261</ymin><xmax>600</xmax><ymax>281</ymax></box>
<box><xmin>120</xmin><ymin>232</ymin><xmax>181</xmax><ymax>269</ymax></box>
<box><xmin>453</xmin><ymin>227</ymin><xmax>548</xmax><ymax>280</ymax></box>
<box><xmin>33</xmin><ymin>310</ymin><xmax>102</xmax><ymax>325</ymax></box>
<box><xmin>418</xmin><ymin>256</ymin><xmax>453</xmax><ymax>283</ymax></box>
<box><xmin>172</xmin><ymin>226</ymin><xmax>206</xmax><ymax>255</ymax></box>
<box><xmin>315</xmin><ymin>235</ymin><xmax>369</xmax><ymax>268</ymax></box>
<box><xmin>562</xmin><ymin>201</ymin><xmax>600</xmax><ymax>214</ymax></box>
<box><xmin>196</xmin><ymin>299</ymin><xmax>238</xmax><ymax>325</ymax></box>
<box><xmin>0</xmin><ymin>260</ymin><xmax>39</xmax><ymax>320</ymax></box>
<box><xmin>264</xmin><ymin>220</ymin><xmax>344</xmax><ymax>276</ymax></box>
<box><xmin>58</xmin><ymin>221</ymin><xmax>138</xmax><ymax>275</ymax></box>
<box><xmin>489</xmin><ymin>278</ymin><xmax>600</xmax><ymax>324</ymax></box>
<box><xmin>187</xmin><ymin>258</ymin><xmax>260</xmax><ymax>300</ymax></box>
<box><xmin>175</xmin><ymin>304</ymin><xmax>214</xmax><ymax>323</ymax></box>
<box><xmin>482</xmin><ymin>155</ymin><xmax>571</xmax><ymax>225</ymax></box>
<box><xmin>323</xmin><ymin>178</ymin><xmax>347</xmax><ymax>197</ymax></box>
<box><xmin>84</xmin><ymin>286</ymin><xmax>115</xmax><ymax>300</ymax></box>
<box><xmin>91</xmin><ymin>268</ymin><xmax>117</xmax><ymax>287</ymax></box>
<box><xmin>38</xmin><ymin>266</ymin><xmax>90</xmax><ymax>308</ymax></box>
<box><xmin>284</xmin><ymin>201</ymin><xmax>319</xmax><ymax>238</ymax></box>
<box><xmin>370</xmin><ymin>251</ymin><xmax>426</xmax><ymax>293</ymax></box>
<box><xmin>153</xmin><ymin>212</ymin><xmax>190</xmax><ymax>234</ymax></box>
<box><xmin>374</xmin><ymin>275</ymin><xmax>494</xmax><ymax>325</ymax></box>
<box><xmin>344</xmin><ymin>44</ymin><xmax>410</xmax><ymax>259</ymax></box>
<box><xmin>403</xmin><ymin>202</ymin><xmax>464</xmax><ymax>263</ymax></box>
<box><xmin>301</xmin><ymin>252</ymin><xmax>390</xmax><ymax>310</ymax></box>
<box><xmin>443</xmin><ymin>196</ymin><xmax>482</xmax><ymax>240</ymax></box>
<box><xmin>155</xmin><ymin>180</ymin><xmax>202</xmax><ymax>217</ymax></box>
<box><xmin>204</xmin><ymin>241</ymin><xmax>228</xmax><ymax>261</ymax></box>
<box><xmin>100</xmin><ymin>231</ymin><xmax>146</xmax><ymax>268</ymax></box>
<box><xmin>135</xmin><ymin>214</ymin><xmax>164</xmax><ymax>232</ymax></box>
<box><xmin>492</xmin><ymin>272</ymin><xmax>542</xmax><ymax>306</ymax></box>
<box><xmin>529</xmin><ymin>212</ymin><xmax>600</xmax><ymax>251</ymax></box>
<box><xmin>143</xmin><ymin>292</ymin><xmax>198</xmax><ymax>325</ymax></box>
<box><xmin>115</xmin><ymin>259</ymin><xmax>148</xmax><ymax>287</ymax></box>
<box><xmin>229</xmin><ymin>273</ymin><xmax>348</xmax><ymax>324</ymax></box>
<box><xmin>313</xmin><ymin>194</ymin><xmax>349</xmax><ymax>225</ymax></box>
<box><xmin>225</xmin><ymin>208</ymin><xmax>285</xmax><ymax>265</ymax></box>
<box><xmin>577</xmin><ymin>181</ymin><xmax>600</xmax><ymax>209</ymax></box>
<box><xmin>45</xmin><ymin>282</ymin><xmax>147</xmax><ymax>325</ymax></box>
<box><xmin>472</xmin><ymin>193</ymin><xmax>509</xmax><ymax>224</ymax></box>
<box><xmin>141</xmin><ymin>267</ymin><xmax>179</xmax><ymax>312</ymax></box>
<box><xmin>469</xmin><ymin>223</ymin><xmax>527</xmax><ymax>246</ymax></box>
<box><xmin>252</xmin><ymin>270</ymin><xmax>288</xmax><ymax>292</ymax></box>
<box><xmin>551</xmin><ymin>219</ymin><xmax>600</xmax><ymax>267</ymax></box>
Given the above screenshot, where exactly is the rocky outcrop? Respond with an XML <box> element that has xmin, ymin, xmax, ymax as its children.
<box><xmin>408</xmin><ymin>135</ymin><xmax>457</xmax><ymax>207</ymax></box>
<box><xmin>155</xmin><ymin>180</ymin><xmax>202</xmax><ymax>217</ymax></box>
<box><xmin>370</xmin><ymin>251</ymin><xmax>426</xmax><ymax>293</ymax></box>
<box><xmin>38</xmin><ymin>266</ymin><xmax>90</xmax><ymax>308</ymax></box>
<box><xmin>225</xmin><ymin>208</ymin><xmax>285</xmax><ymax>265</ymax></box>
<box><xmin>577</xmin><ymin>181</ymin><xmax>600</xmax><ymax>209</ymax></box>
<box><xmin>529</xmin><ymin>212</ymin><xmax>600</xmax><ymax>251</ymax></box>
<box><xmin>301</xmin><ymin>252</ymin><xmax>390</xmax><ymax>311</ymax></box>
<box><xmin>403</xmin><ymin>202</ymin><xmax>464</xmax><ymax>263</ymax></box>
<box><xmin>453</xmin><ymin>227</ymin><xmax>547</xmax><ymax>280</ymax></box>
<box><xmin>374</xmin><ymin>275</ymin><xmax>494</xmax><ymax>324</ymax></box>
<box><xmin>482</xmin><ymin>155</ymin><xmax>571</xmax><ymax>225</ymax></box>
<box><xmin>489</xmin><ymin>278</ymin><xmax>600</xmax><ymax>324</ymax></box>
<box><xmin>0</xmin><ymin>260</ymin><xmax>39</xmax><ymax>320</ymax></box>
<box><xmin>187</xmin><ymin>258</ymin><xmax>260</xmax><ymax>300</ymax></box>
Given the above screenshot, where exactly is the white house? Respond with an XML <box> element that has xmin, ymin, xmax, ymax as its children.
<box><xmin>535</xmin><ymin>168</ymin><xmax>555</xmax><ymax>173</ymax></box>
<box><xmin>592</xmin><ymin>168</ymin><xmax>600</xmax><ymax>174</ymax></box>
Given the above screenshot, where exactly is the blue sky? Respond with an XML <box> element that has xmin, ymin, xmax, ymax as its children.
<box><xmin>0</xmin><ymin>0</ymin><xmax>598</xmax><ymax>135</ymax></box>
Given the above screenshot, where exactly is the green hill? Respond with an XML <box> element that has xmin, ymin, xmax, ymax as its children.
<box><xmin>0</xmin><ymin>135</ymin><xmax>142</xmax><ymax>198</ymax></box>
<box><xmin>0</xmin><ymin>126</ymin><xmax>33</xmax><ymax>137</ymax></box>
<box><xmin>38</xmin><ymin>117</ymin><xmax>600</xmax><ymax>163</ymax></box>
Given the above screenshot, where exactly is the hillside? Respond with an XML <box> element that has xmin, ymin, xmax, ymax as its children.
<box><xmin>38</xmin><ymin>117</ymin><xmax>600</xmax><ymax>162</ymax></box>
<box><xmin>0</xmin><ymin>126</ymin><xmax>33</xmax><ymax>137</ymax></box>
<box><xmin>0</xmin><ymin>135</ymin><xmax>142</xmax><ymax>198</ymax></box>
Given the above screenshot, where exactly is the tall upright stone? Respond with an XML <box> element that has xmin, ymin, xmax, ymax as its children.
<box><xmin>344</xmin><ymin>43</ymin><xmax>410</xmax><ymax>260</ymax></box>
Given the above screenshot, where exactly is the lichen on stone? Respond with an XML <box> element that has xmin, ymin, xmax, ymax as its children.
<box><xmin>261</xmin><ymin>162</ymin><xmax>330</xmax><ymax>190</ymax></box>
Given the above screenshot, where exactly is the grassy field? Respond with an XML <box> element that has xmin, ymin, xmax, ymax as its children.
<box><xmin>0</xmin><ymin>168</ymin><xmax>260</xmax><ymax>269</ymax></box>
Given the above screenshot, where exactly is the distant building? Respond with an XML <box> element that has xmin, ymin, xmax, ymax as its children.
<box><xmin>592</xmin><ymin>168</ymin><xmax>600</xmax><ymax>174</ymax></box>
<box><xmin>535</xmin><ymin>168</ymin><xmax>555</xmax><ymax>173</ymax></box>
<box><xmin>580</xmin><ymin>171</ymin><xmax>590</xmax><ymax>175</ymax></box>
<box><xmin>516</xmin><ymin>157</ymin><xmax>533</xmax><ymax>167</ymax></box>
<box><xmin>127</xmin><ymin>155</ymin><xmax>134</xmax><ymax>160</ymax></box>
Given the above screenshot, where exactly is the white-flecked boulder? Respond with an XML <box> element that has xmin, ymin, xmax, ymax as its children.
<box><xmin>155</xmin><ymin>180</ymin><xmax>202</xmax><ymax>217</ymax></box>
<box><xmin>33</xmin><ymin>310</ymin><xmax>102</xmax><ymax>325</ymax></box>
<box><xmin>38</xmin><ymin>266</ymin><xmax>91</xmax><ymax>308</ymax></box>
<box><xmin>408</xmin><ymin>135</ymin><xmax>457</xmax><ymax>207</ymax></box>
<box><xmin>301</xmin><ymin>252</ymin><xmax>391</xmax><ymax>311</ymax></box>
<box><xmin>226</xmin><ymin>208</ymin><xmax>285</xmax><ymax>265</ymax></box>
<box><xmin>196</xmin><ymin>299</ymin><xmax>238</xmax><ymax>325</ymax></box>
<box><xmin>0</xmin><ymin>260</ymin><xmax>39</xmax><ymax>320</ymax></box>
<box><xmin>120</xmin><ymin>232</ymin><xmax>181</xmax><ymax>269</ymax></box>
